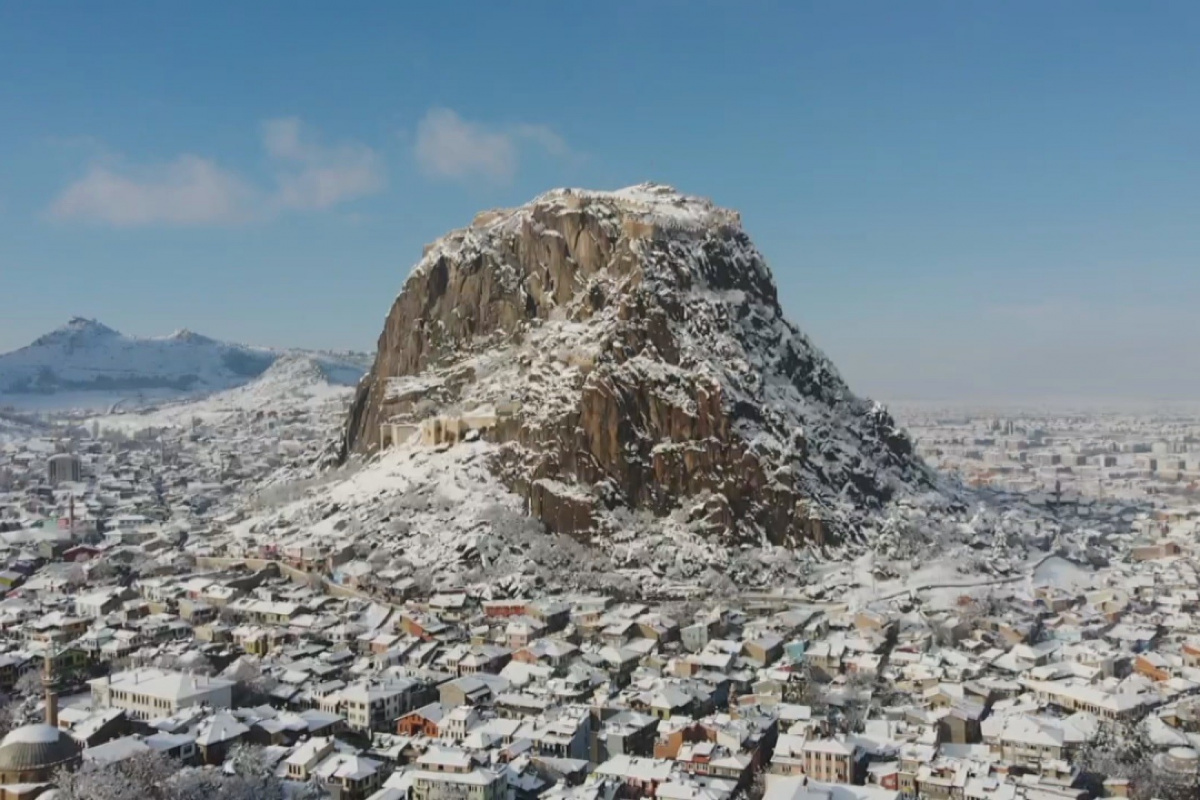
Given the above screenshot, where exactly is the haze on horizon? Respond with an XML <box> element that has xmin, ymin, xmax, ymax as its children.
<box><xmin>2</xmin><ymin>3</ymin><xmax>1198</xmax><ymax>403</ymax></box>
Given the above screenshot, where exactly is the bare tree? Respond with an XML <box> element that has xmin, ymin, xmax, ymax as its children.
<box><xmin>55</xmin><ymin>747</ymin><xmax>292</xmax><ymax>800</ymax></box>
<box><xmin>55</xmin><ymin>750</ymin><xmax>178</xmax><ymax>800</ymax></box>
<box><xmin>745</xmin><ymin>768</ymin><xmax>768</xmax><ymax>800</ymax></box>
<box><xmin>837</xmin><ymin>670</ymin><xmax>876</xmax><ymax>733</ymax></box>
<box><xmin>14</xmin><ymin>670</ymin><xmax>43</xmax><ymax>698</ymax></box>
<box><xmin>0</xmin><ymin>694</ymin><xmax>21</xmax><ymax>739</ymax></box>
<box><xmin>222</xmin><ymin>744</ymin><xmax>286</xmax><ymax>800</ymax></box>
<box><xmin>1076</xmin><ymin>718</ymin><xmax>1198</xmax><ymax>800</ymax></box>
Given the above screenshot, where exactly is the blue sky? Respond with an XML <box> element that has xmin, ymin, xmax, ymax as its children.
<box><xmin>2</xmin><ymin>2</ymin><xmax>1199</xmax><ymax>402</ymax></box>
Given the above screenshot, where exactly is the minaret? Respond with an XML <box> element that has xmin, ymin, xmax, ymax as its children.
<box><xmin>42</xmin><ymin>652</ymin><xmax>58</xmax><ymax>728</ymax></box>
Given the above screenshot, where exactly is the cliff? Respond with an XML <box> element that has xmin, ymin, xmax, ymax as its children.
<box><xmin>343</xmin><ymin>184</ymin><xmax>931</xmax><ymax>547</ymax></box>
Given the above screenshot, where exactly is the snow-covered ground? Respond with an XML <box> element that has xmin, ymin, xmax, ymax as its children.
<box><xmin>1032</xmin><ymin>555</ymin><xmax>1095</xmax><ymax>591</ymax></box>
<box><xmin>91</xmin><ymin>355</ymin><xmax>354</xmax><ymax>434</ymax></box>
<box><xmin>0</xmin><ymin>416</ymin><xmax>38</xmax><ymax>444</ymax></box>
<box><xmin>222</xmin><ymin>440</ymin><xmax>601</xmax><ymax>597</ymax></box>
<box><xmin>0</xmin><ymin>389</ymin><xmax>193</xmax><ymax>414</ymax></box>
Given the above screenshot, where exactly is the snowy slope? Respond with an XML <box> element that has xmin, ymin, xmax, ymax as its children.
<box><xmin>0</xmin><ymin>318</ymin><xmax>369</xmax><ymax>409</ymax></box>
<box><xmin>94</xmin><ymin>354</ymin><xmax>355</xmax><ymax>432</ymax></box>
<box><xmin>231</xmin><ymin>440</ymin><xmax>680</xmax><ymax>597</ymax></box>
<box><xmin>0</xmin><ymin>412</ymin><xmax>43</xmax><ymax>444</ymax></box>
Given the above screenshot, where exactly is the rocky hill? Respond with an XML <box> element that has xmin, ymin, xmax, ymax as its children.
<box><xmin>0</xmin><ymin>317</ymin><xmax>369</xmax><ymax>409</ymax></box>
<box><xmin>344</xmin><ymin>184</ymin><xmax>935</xmax><ymax>548</ymax></box>
<box><xmin>91</xmin><ymin>353</ymin><xmax>356</xmax><ymax>435</ymax></box>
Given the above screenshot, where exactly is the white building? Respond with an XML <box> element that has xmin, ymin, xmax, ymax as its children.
<box><xmin>411</xmin><ymin>764</ymin><xmax>507</xmax><ymax>800</ymax></box>
<box><xmin>89</xmin><ymin>668</ymin><xmax>234</xmax><ymax>720</ymax></box>
<box><xmin>330</xmin><ymin>678</ymin><xmax>419</xmax><ymax>733</ymax></box>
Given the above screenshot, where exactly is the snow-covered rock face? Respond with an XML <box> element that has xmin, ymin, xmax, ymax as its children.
<box><xmin>344</xmin><ymin>184</ymin><xmax>934</xmax><ymax>547</ymax></box>
<box><xmin>0</xmin><ymin>317</ymin><xmax>370</xmax><ymax>406</ymax></box>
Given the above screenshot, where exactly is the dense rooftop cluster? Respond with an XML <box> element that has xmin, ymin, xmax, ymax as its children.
<box><xmin>0</xmin><ymin>392</ymin><xmax>1199</xmax><ymax>800</ymax></box>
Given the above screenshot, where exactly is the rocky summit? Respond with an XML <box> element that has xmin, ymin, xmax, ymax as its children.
<box><xmin>344</xmin><ymin>184</ymin><xmax>933</xmax><ymax>548</ymax></box>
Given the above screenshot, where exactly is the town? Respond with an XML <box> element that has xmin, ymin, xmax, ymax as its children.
<box><xmin>0</xmin><ymin>398</ymin><xmax>1197</xmax><ymax>800</ymax></box>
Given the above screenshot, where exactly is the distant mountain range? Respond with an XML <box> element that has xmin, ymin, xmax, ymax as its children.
<box><xmin>0</xmin><ymin>318</ymin><xmax>370</xmax><ymax>408</ymax></box>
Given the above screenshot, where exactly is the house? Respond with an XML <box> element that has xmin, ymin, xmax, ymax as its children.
<box><xmin>439</xmin><ymin>706</ymin><xmax>482</xmax><ymax>742</ymax></box>
<box><xmin>802</xmin><ymin>739</ymin><xmax>857</xmax><ymax>784</ymax></box>
<box><xmin>440</xmin><ymin>676</ymin><xmax>504</xmax><ymax>708</ymax></box>
<box><xmin>513</xmin><ymin>639</ymin><xmax>579</xmax><ymax>671</ymax></box>
<box><xmin>331</xmin><ymin>678</ymin><xmax>420</xmax><ymax>733</ymax></box>
<box><xmin>743</xmin><ymin>636</ymin><xmax>784</xmax><ymax>667</ymax></box>
<box><xmin>527</xmin><ymin>601</ymin><xmax>571</xmax><ymax>632</ymax></box>
<box><xmin>89</xmin><ymin>668</ymin><xmax>235</xmax><ymax>720</ymax></box>
<box><xmin>74</xmin><ymin>589</ymin><xmax>124</xmax><ymax>619</ymax></box>
<box><xmin>593</xmin><ymin>755</ymin><xmax>673</xmax><ymax>798</ymax></box>
<box><xmin>195</xmin><ymin>712</ymin><xmax>250</xmax><ymax>765</ymax></box>
<box><xmin>1024</xmin><ymin>679</ymin><xmax>1151</xmax><ymax>720</ymax></box>
<box><xmin>411</xmin><ymin>748</ymin><xmax>508</xmax><ymax>800</ymax></box>
<box><xmin>455</xmin><ymin>645</ymin><xmax>512</xmax><ymax>677</ymax></box>
<box><xmin>1134</xmin><ymin>652</ymin><xmax>1172</xmax><ymax>682</ymax></box>
<box><xmin>314</xmin><ymin>752</ymin><xmax>386</xmax><ymax>800</ymax></box>
<box><xmin>284</xmin><ymin>736</ymin><xmax>336</xmax><ymax>782</ymax></box>
<box><xmin>145</xmin><ymin>731</ymin><xmax>198</xmax><ymax>764</ymax></box>
<box><xmin>411</xmin><ymin>766</ymin><xmax>507</xmax><ymax>800</ymax></box>
<box><xmin>398</xmin><ymin>703</ymin><xmax>447</xmax><ymax>737</ymax></box>
<box><xmin>483</xmin><ymin>600</ymin><xmax>528</xmax><ymax>619</ymax></box>
<box><xmin>984</xmin><ymin>713</ymin><xmax>1094</xmax><ymax>769</ymax></box>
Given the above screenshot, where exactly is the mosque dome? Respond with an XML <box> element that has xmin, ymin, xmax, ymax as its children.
<box><xmin>0</xmin><ymin>723</ymin><xmax>80</xmax><ymax>774</ymax></box>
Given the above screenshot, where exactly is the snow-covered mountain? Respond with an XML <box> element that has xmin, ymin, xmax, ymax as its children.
<box><xmin>343</xmin><ymin>184</ymin><xmax>941</xmax><ymax>551</ymax></box>
<box><xmin>0</xmin><ymin>317</ymin><xmax>369</xmax><ymax>409</ymax></box>
<box><xmin>96</xmin><ymin>354</ymin><xmax>356</xmax><ymax>432</ymax></box>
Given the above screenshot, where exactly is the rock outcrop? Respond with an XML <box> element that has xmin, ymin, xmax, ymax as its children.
<box><xmin>344</xmin><ymin>184</ymin><xmax>931</xmax><ymax>546</ymax></box>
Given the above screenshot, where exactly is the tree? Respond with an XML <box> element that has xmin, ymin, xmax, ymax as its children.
<box><xmin>222</xmin><ymin>744</ymin><xmax>285</xmax><ymax>800</ymax></box>
<box><xmin>221</xmin><ymin>657</ymin><xmax>277</xmax><ymax>704</ymax></box>
<box><xmin>86</xmin><ymin>558</ymin><xmax>122</xmax><ymax>583</ymax></box>
<box><xmin>55</xmin><ymin>748</ymin><xmax>292</xmax><ymax>800</ymax></box>
<box><xmin>1075</xmin><ymin>718</ymin><xmax>1199</xmax><ymax>800</ymax></box>
<box><xmin>155</xmin><ymin>652</ymin><xmax>213</xmax><ymax>676</ymax></box>
<box><xmin>0</xmin><ymin>694</ymin><xmax>21</xmax><ymax>739</ymax></box>
<box><xmin>745</xmin><ymin>768</ymin><xmax>768</xmax><ymax>800</ymax></box>
<box><xmin>305</xmin><ymin>570</ymin><xmax>325</xmax><ymax>591</ymax></box>
<box><xmin>14</xmin><ymin>669</ymin><xmax>43</xmax><ymax>698</ymax></box>
<box><xmin>55</xmin><ymin>751</ymin><xmax>178</xmax><ymax>800</ymax></box>
<box><xmin>795</xmin><ymin>662</ymin><xmax>830</xmax><ymax>714</ymax></box>
<box><xmin>847</xmin><ymin>671</ymin><xmax>877</xmax><ymax>731</ymax></box>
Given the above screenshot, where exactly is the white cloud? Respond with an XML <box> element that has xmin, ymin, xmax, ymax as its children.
<box><xmin>512</xmin><ymin>123</ymin><xmax>572</xmax><ymax>159</ymax></box>
<box><xmin>263</xmin><ymin>117</ymin><xmax>385</xmax><ymax>210</ymax></box>
<box><xmin>50</xmin><ymin>119</ymin><xmax>384</xmax><ymax>226</ymax></box>
<box><xmin>262</xmin><ymin>118</ymin><xmax>310</xmax><ymax>161</ymax></box>
<box><xmin>414</xmin><ymin>108</ymin><xmax>574</xmax><ymax>183</ymax></box>
<box><xmin>50</xmin><ymin>155</ymin><xmax>254</xmax><ymax>226</ymax></box>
